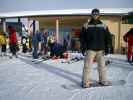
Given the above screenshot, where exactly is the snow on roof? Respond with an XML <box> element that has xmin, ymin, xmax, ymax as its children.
<box><xmin>0</xmin><ymin>8</ymin><xmax>133</xmax><ymax>18</ymax></box>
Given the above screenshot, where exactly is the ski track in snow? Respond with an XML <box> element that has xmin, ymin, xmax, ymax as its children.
<box><xmin>0</xmin><ymin>53</ymin><xmax>133</xmax><ymax>100</ymax></box>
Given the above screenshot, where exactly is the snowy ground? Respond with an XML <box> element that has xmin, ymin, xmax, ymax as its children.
<box><xmin>0</xmin><ymin>53</ymin><xmax>133</xmax><ymax>100</ymax></box>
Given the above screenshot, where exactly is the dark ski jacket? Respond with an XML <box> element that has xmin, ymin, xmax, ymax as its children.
<box><xmin>80</xmin><ymin>19</ymin><xmax>112</xmax><ymax>52</ymax></box>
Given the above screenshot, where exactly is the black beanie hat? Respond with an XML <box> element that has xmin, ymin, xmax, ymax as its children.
<box><xmin>91</xmin><ymin>8</ymin><xmax>100</xmax><ymax>15</ymax></box>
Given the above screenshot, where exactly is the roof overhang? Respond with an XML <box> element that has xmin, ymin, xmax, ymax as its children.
<box><xmin>0</xmin><ymin>8</ymin><xmax>133</xmax><ymax>18</ymax></box>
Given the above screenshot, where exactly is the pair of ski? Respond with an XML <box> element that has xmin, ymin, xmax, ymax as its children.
<box><xmin>61</xmin><ymin>58</ymin><xmax>83</xmax><ymax>64</ymax></box>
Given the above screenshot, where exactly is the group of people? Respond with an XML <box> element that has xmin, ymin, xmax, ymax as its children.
<box><xmin>0</xmin><ymin>26</ymin><xmax>19</xmax><ymax>58</ymax></box>
<box><xmin>32</xmin><ymin>29</ymin><xmax>68</xmax><ymax>59</ymax></box>
<box><xmin>0</xmin><ymin>26</ymin><xmax>68</xmax><ymax>59</ymax></box>
<box><xmin>0</xmin><ymin>8</ymin><xmax>132</xmax><ymax>89</ymax></box>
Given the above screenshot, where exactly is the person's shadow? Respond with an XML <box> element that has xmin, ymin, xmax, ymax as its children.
<box><xmin>19</xmin><ymin>56</ymin><xmax>82</xmax><ymax>86</ymax></box>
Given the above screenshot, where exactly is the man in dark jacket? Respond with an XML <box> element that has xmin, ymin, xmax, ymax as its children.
<box><xmin>80</xmin><ymin>8</ymin><xmax>112</xmax><ymax>88</ymax></box>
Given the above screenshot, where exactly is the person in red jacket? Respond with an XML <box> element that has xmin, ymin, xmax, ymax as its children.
<box><xmin>8</xmin><ymin>26</ymin><xmax>18</xmax><ymax>58</ymax></box>
<box><xmin>123</xmin><ymin>28</ymin><xmax>133</xmax><ymax>62</ymax></box>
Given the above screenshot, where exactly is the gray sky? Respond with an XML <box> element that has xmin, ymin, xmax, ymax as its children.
<box><xmin>0</xmin><ymin>0</ymin><xmax>133</xmax><ymax>12</ymax></box>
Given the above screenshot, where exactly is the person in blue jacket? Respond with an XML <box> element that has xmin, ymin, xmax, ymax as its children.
<box><xmin>50</xmin><ymin>41</ymin><xmax>64</xmax><ymax>58</ymax></box>
<box><xmin>32</xmin><ymin>31</ymin><xmax>42</xmax><ymax>59</ymax></box>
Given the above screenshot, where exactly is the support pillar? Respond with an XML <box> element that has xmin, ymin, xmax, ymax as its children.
<box><xmin>118</xmin><ymin>16</ymin><xmax>122</xmax><ymax>53</ymax></box>
<box><xmin>33</xmin><ymin>20</ymin><xmax>36</xmax><ymax>35</ymax></box>
<box><xmin>1</xmin><ymin>18</ymin><xmax>6</xmax><ymax>32</ymax></box>
<box><xmin>56</xmin><ymin>19</ymin><xmax>59</xmax><ymax>42</ymax></box>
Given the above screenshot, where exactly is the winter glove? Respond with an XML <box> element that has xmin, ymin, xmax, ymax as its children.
<box><xmin>81</xmin><ymin>48</ymin><xmax>86</xmax><ymax>56</ymax></box>
<box><xmin>105</xmin><ymin>47</ymin><xmax>111</xmax><ymax>55</ymax></box>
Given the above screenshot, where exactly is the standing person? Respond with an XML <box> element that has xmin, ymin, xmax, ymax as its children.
<box><xmin>41</xmin><ymin>29</ymin><xmax>48</xmax><ymax>55</ymax></box>
<box><xmin>0</xmin><ymin>31</ymin><xmax>7</xmax><ymax>56</ymax></box>
<box><xmin>8</xmin><ymin>26</ymin><xmax>18</xmax><ymax>58</ymax></box>
<box><xmin>0</xmin><ymin>30</ymin><xmax>7</xmax><ymax>56</ymax></box>
<box><xmin>63</xmin><ymin>34</ymin><xmax>71</xmax><ymax>52</ymax></box>
<box><xmin>123</xmin><ymin>28</ymin><xmax>133</xmax><ymax>62</ymax></box>
<box><xmin>0</xmin><ymin>31</ymin><xmax>3</xmax><ymax>56</ymax></box>
<box><xmin>32</xmin><ymin>31</ymin><xmax>41</xmax><ymax>59</ymax></box>
<box><xmin>80</xmin><ymin>8</ymin><xmax>112</xmax><ymax>88</ymax></box>
<box><xmin>21</xmin><ymin>30</ymin><xmax>28</xmax><ymax>53</ymax></box>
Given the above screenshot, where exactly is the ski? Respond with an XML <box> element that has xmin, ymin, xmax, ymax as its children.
<box><xmin>32</xmin><ymin>56</ymin><xmax>50</xmax><ymax>64</ymax></box>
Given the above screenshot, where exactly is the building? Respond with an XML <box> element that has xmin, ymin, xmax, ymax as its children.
<box><xmin>0</xmin><ymin>0</ymin><xmax>133</xmax><ymax>53</ymax></box>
